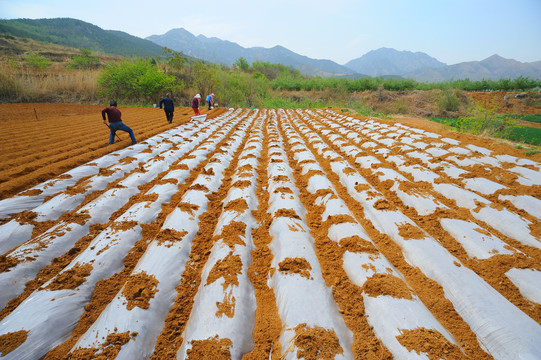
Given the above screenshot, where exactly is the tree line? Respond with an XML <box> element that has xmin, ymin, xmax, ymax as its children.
<box><xmin>3</xmin><ymin>47</ymin><xmax>541</xmax><ymax>107</ymax></box>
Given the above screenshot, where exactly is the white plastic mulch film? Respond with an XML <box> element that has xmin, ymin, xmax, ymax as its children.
<box><xmin>0</xmin><ymin>108</ymin><xmax>540</xmax><ymax>360</ymax></box>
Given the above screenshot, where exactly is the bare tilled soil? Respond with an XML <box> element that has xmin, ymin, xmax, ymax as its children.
<box><xmin>0</xmin><ymin>105</ymin><xmax>540</xmax><ymax>359</ymax></box>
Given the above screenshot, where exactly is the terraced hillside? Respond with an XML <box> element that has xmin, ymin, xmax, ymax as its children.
<box><xmin>0</xmin><ymin>108</ymin><xmax>540</xmax><ymax>359</ymax></box>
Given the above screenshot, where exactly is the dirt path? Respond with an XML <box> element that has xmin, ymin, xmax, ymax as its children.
<box><xmin>0</xmin><ymin>106</ymin><xmax>540</xmax><ymax>359</ymax></box>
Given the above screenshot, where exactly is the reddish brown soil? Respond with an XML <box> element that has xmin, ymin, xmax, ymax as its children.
<box><xmin>0</xmin><ymin>103</ymin><xmax>224</xmax><ymax>200</ymax></box>
<box><xmin>470</xmin><ymin>91</ymin><xmax>541</xmax><ymax>115</ymax></box>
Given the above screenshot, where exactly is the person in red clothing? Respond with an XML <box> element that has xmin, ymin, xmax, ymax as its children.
<box><xmin>192</xmin><ymin>94</ymin><xmax>201</xmax><ymax>115</ymax></box>
<box><xmin>101</xmin><ymin>100</ymin><xmax>137</xmax><ymax>145</ymax></box>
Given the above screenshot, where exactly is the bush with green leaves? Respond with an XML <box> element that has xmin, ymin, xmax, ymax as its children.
<box><xmin>216</xmin><ymin>70</ymin><xmax>268</xmax><ymax>107</ymax></box>
<box><xmin>25</xmin><ymin>52</ymin><xmax>50</xmax><ymax>71</ymax></box>
<box><xmin>233</xmin><ymin>57</ymin><xmax>250</xmax><ymax>71</ymax></box>
<box><xmin>262</xmin><ymin>96</ymin><xmax>325</xmax><ymax>108</ymax></box>
<box><xmin>455</xmin><ymin>99</ymin><xmax>518</xmax><ymax>137</ymax></box>
<box><xmin>98</xmin><ymin>58</ymin><xmax>179</xmax><ymax>103</ymax></box>
<box><xmin>160</xmin><ymin>47</ymin><xmax>187</xmax><ymax>75</ymax></box>
<box><xmin>67</xmin><ymin>49</ymin><xmax>100</xmax><ymax>70</ymax></box>
<box><xmin>189</xmin><ymin>61</ymin><xmax>218</xmax><ymax>101</ymax></box>
<box><xmin>438</xmin><ymin>88</ymin><xmax>460</xmax><ymax>112</ymax></box>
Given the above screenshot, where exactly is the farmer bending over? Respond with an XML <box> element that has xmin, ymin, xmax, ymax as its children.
<box><xmin>102</xmin><ymin>100</ymin><xmax>137</xmax><ymax>145</ymax></box>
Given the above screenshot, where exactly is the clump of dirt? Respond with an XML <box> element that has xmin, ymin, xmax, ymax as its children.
<box><xmin>398</xmin><ymin>222</ymin><xmax>427</xmax><ymax>240</ymax></box>
<box><xmin>398</xmin><ymin>180</ymin><xmax>433</xmax><ymax>197</ymax></box>
<box><xmin>278</xmin><ymin>257</ymin><xmax>313</xmax><ymax>280</ymax></box>
<box><xmin>231</xmin><ymin>180</ymin><xmax>251</xmax><ymax>188</ymax></box>
<box><xmin>178</xmin><ymin>202</ymin><xmax>200</xmax><ymax>216</ymax></box>
<box><xmin>219</xmin><ymin>221</ymin><xmax>247</xmax><ymax>248</ymax></box>
<box><xmin>69</xmin><ymin>331</ymin><xmax>137</xmax><ymax>359</ymax></box>
<box><xmin>271</xmin><ymin>175</ymin><xmax>290</xmax><ymax>182</ymax></box>
<box><xmin>58</xmin><ymin>211</ymin><xmax>91</xmax><ymax>226</ymax></box>
<box><xmin>186</xmin><ymin>335</ymin><xmax>232</xmax><ymax>359</ymax></box>
<box><xmin>46</xmin><ymin>262</ymin><xmax>93</xmax><ymax>290</ymax></box>
<box><xmin>304</xmin><ymin>169</ymin><xmax>327</xmax><ymax>178</ymax></box>
<box><xmin>202</xmin><ymin>167</ymin><xmax>215</xmax><ymax>175</ymax></box>
<box><xmin>109</xmin><ymin>220</ymin><xmax>138</xmax><ymax>232</ymax></box>
<box><xmin>235</xmin><ymin>164</ymin><xmax>255</xmax><ymax>178</ymax></box>
<box><xmin>292</xmin><ymin>323</ymin><xmax>343</xmax><ymax>360</ymax></box>
<box><xmin>156</xmin><ymin>228</ymin><xmax>188</xmax><ymax>247</ymax></box>
<box><xmin>0</xmin><ymin>255</ymin><xmax>21</xmax><ymax>273</ymax></box>
<box><xmin>274</xmin><ymin>186</ymin><xmax>294</xmax><ymax>194</ymax></box>
<box><xmin>170</xmin><ymin>163</ymin><xmax>189</xmax><ymax>170</ymax></box>
<box><xmin>361</xmin><ymin>273</ymin><xmax>413</xmax><ymax>299</ymax></box>
<box><xmin>354</xmin><ymin>183</ymin><xmax>371</xmax><ymax>193</ymax></box>
<box><xmin>121</xmin><ymin>272</ymin><xmax>159</xmax><ymax>310</ymax></box>
<box><xmin>189</xmin><ymin>184</ymin><xmax>210</xmax><ymax>192</ymax></box>
<box><xmin>223</xmin><ymin>198</ymin><xmax>249</xmax><ymax>213</ymax></box>
<box><xmin>19</xmin><ymin>189</ymin><xmax>43</xmax><ymax>197</ymax></box>
<box><xmin>206</xmin><ymin>252</ymin><xmax>242</xmax><ymax>290</ymax></box>
<box><xmin>274</xmin><ymin>208</ymin><xmax>301</xmax><ymax>219</ymax></box>
<box><xmin>339</xmin><ymin>236</ymin><xmax>378</xmax><ymax>254</ymax></box>
<box><xmin>396</xmin><ymin>328</ymin><xmax>465</xmax><ymax>360</ymax></box>
<box><xmin>0</xmin><ymin>330</ymin><xmax>28</xmax><ymax>356</ymax></box>
<box><xmin>14</xmin><ymin>210</ymin><xmax>38</xmax><ymax>224</ymax></box>
<box><xmin>374</xmin><ymin>199</ymin><xmax>395</xmax><ymax>211</ymax></box>
<box><xmin>325</xmin><ymin>215</ymin><xmax>357</xmax><ymax>227</ymax></box>
<box><xmin>215</xmin><ymin>290</ymin><xmax>236</xmax><ymax>318</ymax></box>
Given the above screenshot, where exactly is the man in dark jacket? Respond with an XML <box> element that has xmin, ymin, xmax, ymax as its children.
<box><xmin>101</xmin><ymin>100</ymin><xmax>137</xmax><ymax>145</ymax></box>
<box><xmin>159</xmin><ymin>93</ymin><xmax>175</xmax><ymax>123</ymax></box>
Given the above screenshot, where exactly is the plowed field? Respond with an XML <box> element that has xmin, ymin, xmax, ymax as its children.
<box><xmin>0</xmin><ymin>105</ymin><xmax>540</xmax><ymax>360</ymax></box>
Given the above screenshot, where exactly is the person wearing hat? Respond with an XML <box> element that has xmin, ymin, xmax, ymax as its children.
<box><xmin>159</xmin><ymin>93</ymin><xmax>175</xmax><ymax>123</ymax></box>
<box><xmin>101</xmin><ymin>100</ymin><xmax>137</xmax><ymax>145</ymax></box>
<box><xmin>192</xmin><ymin>93</ymin><xmax>201</xmax><ymax>115</ymax></box>
<box><xmin>205</xmin><ymin>93</ymin><xmax>215</xmax><ymax>110</ymax></box>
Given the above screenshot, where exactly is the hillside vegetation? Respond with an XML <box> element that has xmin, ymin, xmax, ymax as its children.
<box><xmin>0</xmin><ymin>18</ymin><xmax>162</xmax><ymax>57</ymax></box>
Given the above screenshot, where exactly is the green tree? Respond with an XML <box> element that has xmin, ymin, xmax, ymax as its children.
<box><xmin>160</xmin><ymin>47</ymin><xmax>187</xmax><ymax>74</ymax></box>
<box><xmin>216</xmin><ymin>70</ymin><xmax>267</xmax><ymax>107</ymax></box>
<box><xmin>233</xmin><ymin>57</ymin><xmax>250</xmax><ymax>71</ymax></box>
<box><xmin>438</xmin><ymin>85</ymin><xmax>460</xmax><ymax>112</ymax></box>
<box><xmin>98</xmin><ymin>58</ymin><xmax>179</xmax><ymax>103</ymax></box>
<box><xmin>25</xmin><ymin>52</ymin><xmax>50</xmax><ymax>70</ymax></box>
<box><xmin>455</xmin><ymin>98</ymin><xmax>518</xmax><ymax>137</ymax></box>
<box><xmin>190</xmin><ymin>61</ymin><xmax>219</xmax><ymax>100</ymax></box>
<box><xmin>67</xmin><ymin>49</ymin><xmax>100</xmax><ymax>70</ymax></box>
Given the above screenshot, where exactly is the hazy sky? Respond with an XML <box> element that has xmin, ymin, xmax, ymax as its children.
<box><xmin>1</xmin><ymin>0</ymin><xmax>540</xmax><ymax>65</ymax></box>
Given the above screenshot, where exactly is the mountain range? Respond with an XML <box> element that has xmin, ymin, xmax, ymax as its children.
<box><xmin>1</xmin><ymin>18</ymin><xmax>540</xmax><ymax>81</ymax></box>
<box><xmin>345</xmin><ymin>48</ymin><xmax>447</xmax><ymax>77</ymax></box>
<box><xmin>146</xmin><ymin>28</ymin><xmax>355</xmax><ymax>77</ymax></box>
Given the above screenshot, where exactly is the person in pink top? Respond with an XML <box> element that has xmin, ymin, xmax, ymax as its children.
<box><xmin>192</xmin><ymin>94</ymin><xmax>201</xmax><ymax>115</ymax></box>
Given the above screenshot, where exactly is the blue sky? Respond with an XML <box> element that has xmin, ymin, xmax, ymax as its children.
<box><xmin>1</xmin><ymin>0</ymin><xmax>540</xmax><ymax>65</ymax></box>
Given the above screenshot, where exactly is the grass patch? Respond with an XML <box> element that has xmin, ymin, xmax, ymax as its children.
<box><xmin>512</xmin><ymin>114</ymin><xmax>541</xmax><ymax>124</ymax></box>
<box><xmin>351</xmin><ymin>103</ymin><xmax>391</xmax><ymax>120</ymax></box>
<box><xmin>430</xmin><ymin>117</ymin><xmax>458</xmax><ymax>126</ymax></box>
<box><xmin>505</xmin><ymin>126</ymin><xmax>541</xmax><ymax>145</ymax></box>
<box><xmin>261</xmin><ymin>96</ymin><xmax>325</xmax><ymax>109</ymax></box>
<box><xmin>430</xmin><ymin>116</ymin><xmax>541</xmax><ymax>145</ymax></box>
